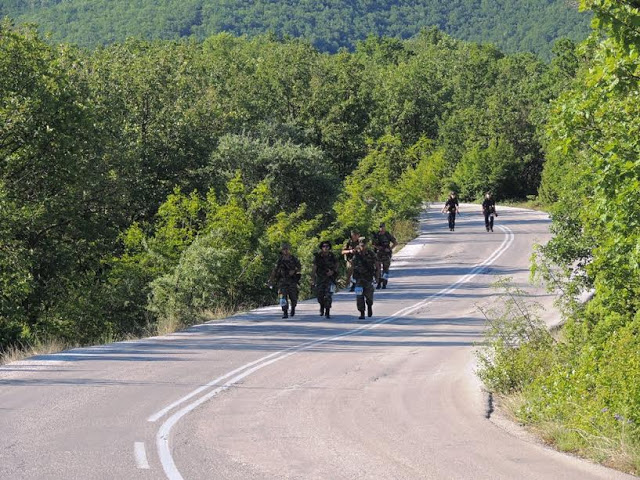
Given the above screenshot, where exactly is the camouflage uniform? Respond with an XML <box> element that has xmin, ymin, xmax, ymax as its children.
<box><xmin>373</xmin><ymin>230</ymin><xmax>396</xmax><ymax>288</ymax></box>
<box><xmin>270</xmin><ymin>251</ymin><xmax>301</xmax><ymax>318</ymax></box>
<box><xmin>353</xmin><ymin>241</ymin><xmax>377</xmax><ymax>319</ymax></box>
<box><xmin>313</xmin><ymin>247</ymin><xmax>338</xmax><ymax>318</ymax></box>
<box><xmin>342</xmin><ymin>235</ymin><xmax>360</xmax><ymax>287</ymax></box>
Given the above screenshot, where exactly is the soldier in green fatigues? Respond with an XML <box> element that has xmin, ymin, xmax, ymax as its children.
<box><xmin>341</xmin><ymin>229</ymin><xmax>360</xmax><ymax>292</ymax></box>
<box><xmin>312</xmin><ymin>241</ymin><xmax>338</xmax><ymax>319</ymax></box>
<box><xmin>373</xmin><ymin>223</ymin><xmax>397</xmax><ymax>289</ymax></box>
<box><xmin>269</xmin><ymin>243</ymin><xmax>301</xmax><ymax>318</ymax></box>
<box><xmin>352</xmin><ymin>237</ymin><xmax>377</xmax><ymax>320</ymax></box>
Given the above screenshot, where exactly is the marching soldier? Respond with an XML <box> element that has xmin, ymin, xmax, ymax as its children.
<box><xmin>352</xmin><ymin>237</ymin><xmax>377</xmax><ymax>319</ymax></box>
<box><xmin>482</xmin><ymin>191</ymin><xmax>498</xmax><ymax>232</ymax></box>
<box><xmin>341</xmin><ymin>229</ymin><xmax>361</xmax><ymax>291</ymax></box>
<box><xmin>373</xmin><ymin>223</ymin><xmax>396</xmax><ymax>289</ymax></box>
<box><xmin>269</xmin><ymin>242</ymin><xmax>301</xmax><ymax>318</ymax></box>
<box><xmin>312</xmin><ymin>241</ymin><xmax>339</xmax><ymax>319</ymax></box>
<box><xmin>441</xmin><ymin>191</ymin><xmax>460</xmax><ymax>232</ymax></box>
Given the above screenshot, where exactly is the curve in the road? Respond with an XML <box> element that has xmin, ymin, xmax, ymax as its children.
<box><xmin>152</xmin><ymin>225</ymin><xmax>515</xmax><ymax>480</ymax></box>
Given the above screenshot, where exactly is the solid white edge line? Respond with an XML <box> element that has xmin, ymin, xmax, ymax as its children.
<box><xmin>134</xmin><ymin>442</ymin><xmax>151</xmax><ymax>470</ymax></box>
<box><xmin>147</xmin><ymin>349</ymin><xmax>288</xmax><ymax>422</ymax></box>
<box><xmin>155</xmin><ymin>224</ymin><xmax>516</xmax><ymax>480</ymax></box>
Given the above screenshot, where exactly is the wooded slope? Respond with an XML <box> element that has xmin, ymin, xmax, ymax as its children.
<box><xmin>0</xmin><ymin>0</ymin><xmax>590</xmax><ymax>60</ymax></box>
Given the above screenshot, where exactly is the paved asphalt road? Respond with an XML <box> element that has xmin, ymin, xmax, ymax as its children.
<box><xmin>1</xmin><ymin>205</ymin><xmax>636</xmax><ymax>480</ymax></box>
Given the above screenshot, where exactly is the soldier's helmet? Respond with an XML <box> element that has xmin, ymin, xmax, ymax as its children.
<box><xmin>280</xmin><ymin>242</ymin><xmax>291</xmax><ymax>251</ymax></box>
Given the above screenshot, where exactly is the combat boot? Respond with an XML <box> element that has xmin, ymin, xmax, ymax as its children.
<box><xmin>290</xmin><ymin>306</ymin><xmax>295</xmax><ymax>317</ymax></box>
<box><xmin>382</xmin><ymin>280</ymin><xmax>387</xmax><ymax>289</ymax></box>
<box><xmin>325</xmin><ymin>308</ymin><xmax>331</xmax><ymax>319</ymax></box>
<box><xmin>367</xmin><ymin>304</ymin><xmax>373</xmax><ymax>317</ymax></box>
<box><xmin>376</xmin><ymin>282</ymin><xmax>382</xmax><ymax>290</ymax></box>
<box><xmin>358</xmin><ymin>310</ymin><xmax>365</xmax><ymax>320</ymax></box>
<box><xmin>282</xmin><ymin>306</ymin><xmax>288</xmax><ymax>319</ymax></box>
<box><xmin>320</xmin><ymin>306</ymin><xmax>325</xmax><ymax>316</ymax></box>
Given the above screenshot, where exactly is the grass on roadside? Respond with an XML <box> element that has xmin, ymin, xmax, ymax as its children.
<box><xmin>0</xmin><ymin>338</ymin><xmax>75</xmax><ymax>365</ymax></box>
<box><xmin>476</xmin><ymin>278</ymin><xmax>640</xmax><ymax>477</ymax></box>
<box><xmin>1</xmin><ymin>304</ymin><xmax>243</xmax><ymax>366</ymax></box>
<box><xmin>504</xmin><ymin>405</ymin><xmax>640</xmax><ymax>475</ymax></box>
<box><xmin>392</xmin><ymin>218</ymin><xmax>420</xmax><ymax>249</ymax></box>
<box><xmin>500</xmin><ymin>195</ymin><xmax>548</xmax><ymax>212</ymax></box>
<box><xmin>155</xmin><ymin>303</ymin><xmax>241</xmax><ymax>336</ymax></box>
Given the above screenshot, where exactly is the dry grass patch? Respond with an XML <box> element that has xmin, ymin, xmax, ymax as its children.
<box><xmin>392</xmin><ymin>218</ymin><xmax>419</xmax><ymax>248</ymax></box>
<box><xmin>498</xmin><ymin>398</ymin><xmax>640</xmax><ymax>476</ymax></box>
<box><xmin>0</xmin><ymin>339</ymin><xmax>75</xmax><ymax>365</ymax></box>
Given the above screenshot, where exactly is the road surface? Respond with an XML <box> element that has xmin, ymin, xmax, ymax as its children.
<box><xmin>1</xmin><ymin>205</ymin><xmax>634</xmax><ymax>480</ymax></box>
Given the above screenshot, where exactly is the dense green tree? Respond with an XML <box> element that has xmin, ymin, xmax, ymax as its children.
<box><xmin>450</xmin><ymin>139</ymin><xmax>523</xmax><ymax>201</ymax></box>
<box><xmin>83</xmin><ymin>39</ymin><xmax>218</xmax><ymax>222</ymax></box>
<box><xmin>200</xmin><ymin>134</ymin><xmax>339</xmax><ymax>217</ymax></box>
<box><xmin>0</xmin><ymin>21</ymin><xmax>115</xmax><ymax>342</ymax></box>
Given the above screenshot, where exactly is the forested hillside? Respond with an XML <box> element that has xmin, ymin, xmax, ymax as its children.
<box><xmin>0</xmin><ymin>0</ymin><xmax>590</xmax><ymax>60</ymax></box>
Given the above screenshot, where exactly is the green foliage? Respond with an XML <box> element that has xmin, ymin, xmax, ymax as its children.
<box><xmin>0</xmin><ymin>22</ymin><xmax>573</xmax><ymax>352</ymax></box>
<box><xmin>517</xmin><ymin>313</ymin><xmax>640</xmax><ymax>473</ymax></box>
<box><xmin>201</xmin><ymin>134</ymin><xmax>339</xmax><ymax>217</ymax></box>
<box><xmin>148</xmin><ymin>239</ymin><xmax>254</xmax><ymax>329</ymax></box>
<box><xmin>450</xmin><ymin>139</ymin><xmax>523</xmax><ymax>201</ymax></box>
<box><xmin>154</xmin><ymin>188</ymin><xmax>205</xmax><ymax>262</ymax></box>
<box><xmin>334</xmin><ymin>135</ymin><xmax>403</xmax><ymax>233</ymax></box>
<box><xmin>476</xmin><ymin>279</ymin><xmax>555</xmax><ymax>394</ymax></box>
<box><xmin>4</xmin><ymin>0</ymin><xmax>591</xmax><ymax>60</ymax></box>
<box><xmin>515</xmin><ymin>1</ymin><xmax>640</xmax><ymax>469</ymax></box>
<box><xmin>84</xmin><ymin>38</ymin><xmax>217</xmax><ymax>221</ymax></box>
<box><xmin>0</xmin><ymin>20</ymin><xmax>119</xmax><ymax>335</ymax></box>
<box><xmin>334</xmin><ymin>135</ymin><xmax>445</xmax><ymax>238</ymax></box>
<box><xmin>368</xmin><ymin>52</ymin><xmax>448</xmax><ymax>145</ymax></box>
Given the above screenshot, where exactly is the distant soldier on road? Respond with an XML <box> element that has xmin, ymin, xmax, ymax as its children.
<box><xmin>482</xmin><ymin>192</ymin><xmax>498</xmax><ymax>232</ymax></box>
<box><xmin>269</xmin><ymin>242</ymin><xmax>301</xmax><ymax>318</ymax></box>
<box><xmin>312</xmin><ymin>241</ymin><xmax>339</xmax><ymax>319</ymax></box>
<box><xmin>441</xmin><ymin>191</ymin><xmax>460</xmax><ymax>232</ymax></box>
<box><xmin>353</xmin><ymin>237</ymin><xmax>377</xmax><ymax>319</ymax></box>
<box><xmin>373</xmin><ymin>223</ymin><xmax>396</xmax><ymax>289</ymax></box>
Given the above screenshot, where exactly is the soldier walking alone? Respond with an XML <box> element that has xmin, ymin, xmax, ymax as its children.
<box><xmin>482</xmin><ymin>192</ymin><xmax>498</xmax><ymax>232</ymax></box>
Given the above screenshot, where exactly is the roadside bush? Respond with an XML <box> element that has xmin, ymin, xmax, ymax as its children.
<box><xmin>520</xmin><ymin>315</ymin><xmax>640</xmax><ymax>452</ymax></box>
<box><xmin>148</xmin><ymin>237</ymin><xmax>246</xmax><ymax>331</ymax></box>
<box><xmin>475</xmin><ymin>279</ymin><xmax>555</xmax><ymax>394</ymax></box>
